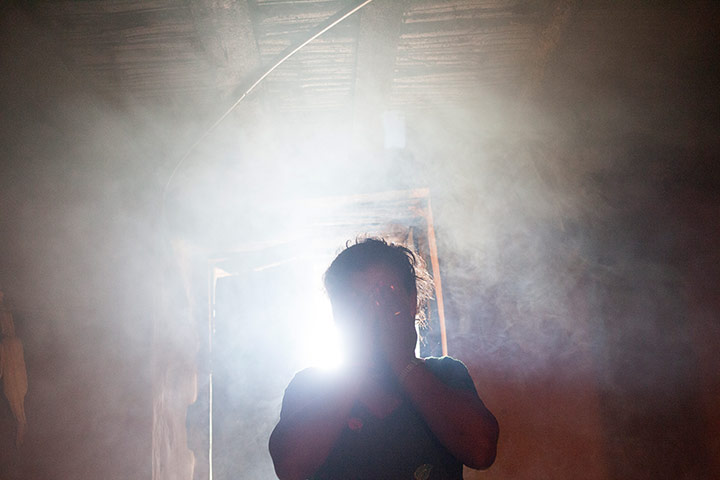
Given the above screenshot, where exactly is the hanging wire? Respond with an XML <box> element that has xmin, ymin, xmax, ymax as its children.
<box><xmin>161</xmin><ymin>0</ymin><xmax>374</xmax><ymax>209</ymax></box>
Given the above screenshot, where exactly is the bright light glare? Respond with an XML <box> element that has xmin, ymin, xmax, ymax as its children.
<box><xmin>299</xmin><ymin>277</ymin><xmax>345</xmax><ymax>370</ymax></box>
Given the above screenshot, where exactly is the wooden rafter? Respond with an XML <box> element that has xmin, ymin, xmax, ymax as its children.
<box><xmin>351</xmin><ymin>0</ymin><xmax>408</xmax><ymax>148</ymax></box>
<box><xmin>518</xmin><ymin>0</ymin><xmax>578</xmax><ymax>104</ymax></box>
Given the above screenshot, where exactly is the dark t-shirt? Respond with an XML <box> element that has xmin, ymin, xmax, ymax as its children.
<box><xmin>279</xmin><ymin>357</ymin><xmax>477</xmax><ymax>480</ymax></box>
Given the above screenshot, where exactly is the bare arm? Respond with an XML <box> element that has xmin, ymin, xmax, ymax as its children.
<box><xmin>268</xmin><ymin>371</ymin><xmax>360</xmax><ymax>480</ymax></box>
<box><xmin>393</xmin><ymin>358</ymin><xmax>499</xmax><ymax>469</ymax></box>
<box><xmin>374</xmin><ymin>284</ymin><xmax>499</xmax><ymax>469</ymax></box>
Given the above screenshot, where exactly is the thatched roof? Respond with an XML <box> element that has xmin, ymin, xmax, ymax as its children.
<box><xmin>27</xmin><ymin>0</ymin><xmax>575</xmax><ymax>109</ymax></box>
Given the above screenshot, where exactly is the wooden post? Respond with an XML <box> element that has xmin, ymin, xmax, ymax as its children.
<box><xmin>425</xmin><ymin>197</ymin><xmax>448</xmax><ymax>356</ymax></box>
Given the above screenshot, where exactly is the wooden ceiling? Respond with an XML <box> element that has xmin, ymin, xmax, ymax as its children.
<box><xmin>26</xmin><ymin>0</ymin><xmax>576</xmax><ymax>114</ymax></box>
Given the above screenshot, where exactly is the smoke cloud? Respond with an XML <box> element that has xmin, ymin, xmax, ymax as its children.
<box><xmin>1</xmin><ymin>2</ymin><xmax>718</xmax><ymax>479</ymax></box>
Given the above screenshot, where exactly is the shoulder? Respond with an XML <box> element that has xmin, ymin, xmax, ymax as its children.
<box><xmin>283</xmin><ymin>367</ymin><xmax>329</xmax><ymax>398</ymax></box>
<box><xmin>422</xmin><ymin>355</ymin><xmax>469</xmax><ymax>373</ymax></box>
<box><xmin>279</xmin><ymin>367</ymin><xmax>337</xmax><ymax>417</ymax></box>
<box><xmin>287</xmin><ymin>366</ymin><xmax>326</xmax><ymax>386</ymax></box>
<box><xmin>422</xmin><ymin>356</ymin><xmax>477</xmax><ymax>392</ymax></box>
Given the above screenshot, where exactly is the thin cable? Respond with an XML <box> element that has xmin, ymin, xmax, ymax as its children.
<box><xmin>161</xmin><ymin>0</ymin><xmax>374</xmax><ymax>205</ymax></box>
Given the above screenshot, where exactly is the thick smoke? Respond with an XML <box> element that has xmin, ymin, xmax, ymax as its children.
<box><xmin>1</xmin><ymin>2</ymin><xmax>718</xmax><ymax>480</ymax></box>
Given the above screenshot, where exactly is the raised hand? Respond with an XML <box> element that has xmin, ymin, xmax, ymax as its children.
<box><xmin>369</xmin><ymin>283</ymin><xmax>417</xmax><ymax>372</ymax></box>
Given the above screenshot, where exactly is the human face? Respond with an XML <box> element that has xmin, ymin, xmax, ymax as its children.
<box><xmin>331</xmin><ymin>263</ymin><xmax>417</xmax><ymax>363</ymax></box>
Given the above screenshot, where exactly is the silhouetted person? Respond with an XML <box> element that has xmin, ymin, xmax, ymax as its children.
<box><xmin>269</xmin><ymin>238</ymin><xmax>498</xmax><ymax>480</ymax></box>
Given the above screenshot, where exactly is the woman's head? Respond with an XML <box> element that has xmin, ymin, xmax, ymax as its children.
<box><xmin>323</xmin><ymin>238</ymin><xmax>433</xmax><ymax>325</ymax></box>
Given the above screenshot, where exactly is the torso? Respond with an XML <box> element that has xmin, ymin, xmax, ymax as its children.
<box><xmin>311</xmin><ymin>396</ymin><xmax>463</xmax><ymax>480</ymax></box>
<box><xmin>309</xmin><ymin>363</ymin><xmax>465</xmax><ymax>480</ymax></box>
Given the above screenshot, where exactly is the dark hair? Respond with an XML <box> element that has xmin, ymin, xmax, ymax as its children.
<box><xmin>323</xmin><ymin>237</ymin><xmax>433</xmax><ymax>324</ymax></box>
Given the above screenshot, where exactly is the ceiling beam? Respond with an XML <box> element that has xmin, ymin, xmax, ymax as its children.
<box><xmin>188</xmin><ymin>0</ymin><xmax>261</xmax><ymax>97</ymax></box>
<box><xmin>351</xmin><ymin>0</ymin><xmax>408</xmax><ymax>151</ymax></box>
<box><xmin>514</xmin><ymin>0</ymin><xmax>579</xmax><ymax>234</ymax></box>
<box><xmin>518</xmin><ymin>0</ymin><xmax>578</xmax><ymax>105</ymax></box>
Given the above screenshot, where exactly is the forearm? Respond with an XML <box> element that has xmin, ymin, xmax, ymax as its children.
<box><xmin>397</xmin><ymin>361</ymin><xmax>499</xmax><ymax>469</ymax></box>
<box><xmin>269</xmin><ymin>383</ymin><xmax>357</xmax><ymax>480</ymax></box>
